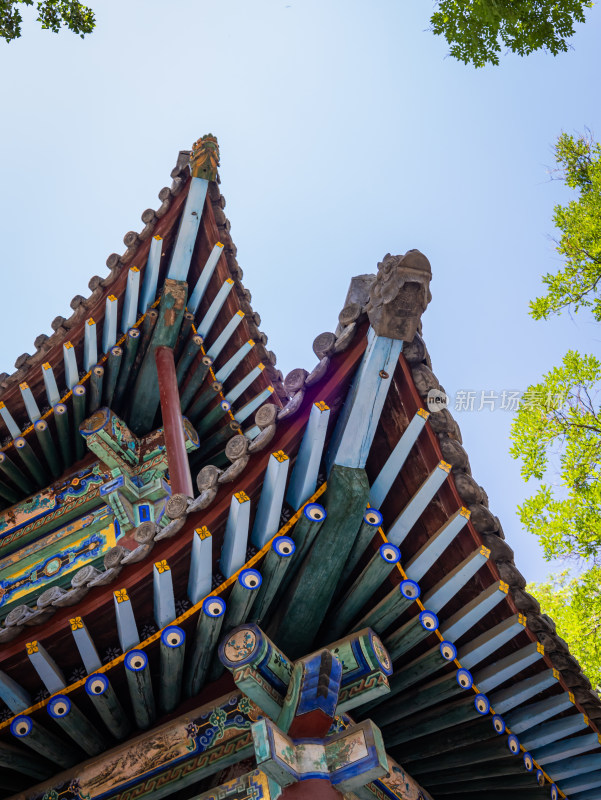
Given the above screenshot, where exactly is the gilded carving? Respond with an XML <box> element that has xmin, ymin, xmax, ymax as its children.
<box><xmin>191</xmin><ymin>134</ymin><xmax>220</xmax><ymax>181</ymax></box>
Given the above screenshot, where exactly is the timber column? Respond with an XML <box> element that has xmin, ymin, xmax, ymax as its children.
<box><xmin>155</xmin><ymin>346</ymin><xmax>194</xmax><ymax>497</ymax></box>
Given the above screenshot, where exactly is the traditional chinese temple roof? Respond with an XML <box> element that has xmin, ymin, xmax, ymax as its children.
<box><xmin>0</xmin><ymin>136</ymin><xmax>598</xmax><ymax>800</ymax></box>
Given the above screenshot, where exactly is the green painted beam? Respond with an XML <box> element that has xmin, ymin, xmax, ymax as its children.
<box><xmin>72</xmin><ymin>384</ymin><xmax>87</xmax><ymax>461</ymax></box>
<box><xmin>103</xmin><ymin>345</ymin><xmax>123</xmax><ymax>408</ymax></box>
<box><xmin>14</xmin><ymin>436</ymin><xmax>47</xmax><ymax>487</ymax></box>
<box><xmin>89</xmin><ymin>364</ymin><xmax>104</xmax><ymax>414</ymax></box>
<box><xmin>113</xmin><ymin>328</ymin><xmax>141</xmax><ymax>412</ymax></box>
<box><xmin>34</xmin><ymin>419</ymin><xmax>61</xmax><ymax>479</ymax></box>
<box><xmin>274</xmin><ymin>465</ymin><xmax>369</xmax><ymax>658</ymax></box>
<box><xmin>85</xmin><ymin>673</ymin><xmax>131</xmax><ymax>740</ymax></box>
<box><xmin>129</xmin><ymin>279</ymin><xmax>187</xmax><ymax>433</ymax></box>
<box><xmin>185</xmin><ymin>596</ymin><xmax>226</xmax><ymax>697</ymax></box>
<box><xmin>180</xmin><ymin>354</ymin><xmax>213</xmax><ymax>412</ymax></box>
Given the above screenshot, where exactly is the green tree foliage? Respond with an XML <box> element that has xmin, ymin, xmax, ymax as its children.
<box><xmin>510</xmin><ymin>351</ymin><xmax>601</xmax><ymax>560</ymax></box>
<box><xmin>531</xmin><ymin>133</ymin><xmax>601</xmax><ymax>321</ymax></box>
<box><xmin>431</xmin><ymin>0</ymin><xmax>592</xmax><ymax>67</ymax></box>
<box><xmin>529</xmin><ymin>570</ymin><xmax>601</xmax><ymax>689</ymax></box>
<box><xmin>512</xmin><ymin>133</ymin><xmax>601</xmax><ymax>684</ymax></box>
<box><xmin>0</xmin><ymin>0</ymin><xmax>94</xmax><ymax>42</ymax></box>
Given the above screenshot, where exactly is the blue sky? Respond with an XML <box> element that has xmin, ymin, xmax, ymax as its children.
<box><xmin>0</xmin><ymin>0</ymin><xmax>599</xmax><ymax>582</ymax></box>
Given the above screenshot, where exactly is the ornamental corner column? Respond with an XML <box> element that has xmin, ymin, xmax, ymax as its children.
<box><xmin>155</xmin><ymin>345</ymin><xmax>194</xmax><ymax>498</ymax></box>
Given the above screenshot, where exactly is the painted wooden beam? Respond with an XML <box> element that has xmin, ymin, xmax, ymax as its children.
<box><xmin>122</xmin><ymin>266</ymin><xmax>141</xmax><ymax>333</ymax></box>
<box><xmin>387</xmin><ymin>460</ymin><xmax>451</xmax><ymax>546</ymax></box>
<box><xmin>475</xmin><ymin>641</ymin><xmax>543</xmax><ymax>694</ymax></box>
<box><xmin>235</xmin><ymin>386</ymin><xmax>275</xmax><ymax>424</ymax></box>
<box><xmin>384</xmin><ymin>609</ymin><xmax>439</xmax><ymax>661</ymax></box>
<box><xmin>124</xmin><ymin>649</ymin><xmax>156</xmax><ymax>729</ymax></box>
<box><xmin>276</xmin><ymin>475</ymin><xmax>371</xmax><ymax>661</ymax></box>
<box><xmin>404</xmin><ymin>507</ymin><xmax>470</xmax><ymax>582</ymax></box>
<box><xmin>89</xmin><ymin>364</ymin><xmax>104</xmax><ymax>414</ymax></box>
<box><xmin>54</xmin><ymin>401</ymin><xmax>73</xmax><ymax>467</ymax></box>
<box><xmin>0</xmin><ymin>451</ymin><xmax>32</xmax><ymax>494</ymax></box>
<box><xmin>214</xmin><ymin>339</ymin><xmax>255</xmax><ymax>384</ymax></box>
<box><xmin>192</xmin><ymin>393</ymin><xmax>230</xmax><ymax>432</ymax></box>
<box><xmin>139</xmin><ymin>235</ymin><xmax>162</xmax><ymax>312</ymax></box>
<box><xmin>85</xmin><ymin>672</ymin><xmax>131</xmax><ymax>740</ymax></box>
<box><xmin>188</xmin><ymin>241</ymin><xmax>225</xmax><ymax>313</ymax></box>
<box><xmin>0</xmin><ymin>671</ymin><xmax>31</xmax><ymax>713</ymax></box>
<box><xmin>286</xmin><ymin>401</ymin><xmax>330</xmax><ymax>510</ymax></box>
<box><xmin>221</xmin><ymin>491</ymin><xmax>251</xmax><ymax>578</ymax></box>
<box><xmin>206</xmin><ymin>309</ymin><xmax>245</xmax><ymax>360</ymax></box>
<box><xmin>489</xmin><ymin>668</ymin><xmax>558</xmax><ymax>715</ymax></box>
<box><xmin>251</xmin><ymin>535</ymin><xmax>295</xmax><ymax>623</ymax></box>
<box><xmin>113</xmin><ymin>588</ymin><xmax>140</xmax><ymax>653</ymax></box>
<box><xmin>155</xmin><ymin>345</ymin><xmax>194</xmax><ymax>497</ymax></box>
<box><xmin>225</xmin><ymin>363</ymin><xmax>264</xmax><ymax>405</ymax></box>
<box><xmin>15</xmin><ymin>435</ymin><xmax>48</xmax><ymax>486</ymax></box>
<box><xmin>251</xmin><ymin>451</ymin><xmax>290</xmax><ymax>548</ymax></box>
<box><xmin>560</xmin><ymin>769</ymin><xmax>601</xmax><ymax>795</ymax></box>
<box><xmin>129</xmin><ymin>279</ymin><xmax>188</xmax><ymax>433</ymax></box>
<box><xmin>84</xmin><ymin>317</ymin><xmax>98</xmax><ymax>372</ymax></box>
<box><xmin>396</xmin><ymin>714</ymin><xmax>504</xmax><ymax>764</ymax></box>
<box><xmin>26</xmin><ymin>640</ymin><xmax>66</xmax><ymax>694</ymax></box>
<box><xmin>383</xmin><ymin>640</ymin><xmax>457</xmax><ymax>700</ymax></box>
<box><xmin>72</xmin><ymin>384</ymin><xmax>87</xmax><ymax>461</ymax></box>
<box><xmin>47</xmin><ymin>693</ymin><xmax>107</xmax><ymax>756</ymax></box>
<box><xmin>167</xmin><ymin>177</ymin><xmax>209</xmax><ymax>281</ymax></box>
<box><xmin>552</xmin><ymin>753</ymin><xmax>601</xmax><ymax>781</ymax></box>
<box><xmin>422</xmin><ymin>545</ymin><xmax>491</xmax><ymax>613</ymax></box>
<box><xmin>504</xmin><ymin>693</ymin><xmax>573</xmax><ymax>734</ymax></box>
<box><xmin>113</xmin><ymin>328</ymin><xmax>141</xmax><ymax>410</ymax></box>
<box><xmin>0</xmin><ymin>477</ymin><xmax>19</xmax><ymax>504</ymax></box>
<box><xmin>0</xmin><ymin>400</ymin><xmax>20</xmax><ymax>439</ymax></box>
<box><xmin>159</xmin><ymin>625</ymin><xmax>186</xmax><ymax>714</ymax></box>
<box><xmin>222</xmin><ymin>568</ymin><xmax>263</xmax><ymax>635</ymax></box>
<box><xmin>535</xmin><ymin>732</ymin><xmax>601</xmax><ymax>766</ymax></box>
<box><xmin>193</xmin><ymin>419</ymin><xmax>239</xmax><ymax>461</ymax></box>
<box><xmin>327</xmin><ymin>329</ymin><xmax>403</xmax><ymax>471</ymax></box>
<box><xmin>0</xmin><ymin>736</ymin><xmax>51</xmax><ymax>780</ymax></box>
<box><xmin>324</xmin><ymin>543</ymin><xmax>401</xmax><ymax>641</ymax></box>
<box><xmin>63</xmin><ymin>341</ymin><xmax>79</xmax><ymax>390</ymax></box>
<box><xmin>185</xmin><ymin>596</ymin><xmax>226</xmax><ymax>697</ymax></box>
<box><xmin>384</xmin><ymin>693</ymin><xmax>490</xmax><ymax>748</ymax></box>
<box><xmin>196</xmin><ymin>279</ymin><xmax>234</xmax><ymax>339</ymax></box>
<box><xmin>129</xmin><ymin>307</ymin><xmax>158</xmax><ymax>391</ymax></box>
<box><xmin>457</xmin><ymin>614</ymin><xmax>526</xmax><ymax>669</ymax></box>
<box><xmin>42</xmin><ymin>362</ymin><xmax>61</xmax><ymax>407</ymax></box>
<box><xmin>440</xmin><ymin>580</ymin><xmax>508</xmax><ymax>641</ymax></box>
<box><xmin>209</xmin><ymin>571</ymin><xmax>263</xmax><ymax>682</ymax></box>
<box><xmin>369</xmin><ymin>408</ymin><xmax>429</xmax><ymax>508</ymax></box>
<box><xmin>180</xmin><ymin>354</ymin><xmax>213</xmax><ymax>412</ymax></box>
<box><xmin>567</xmin><ymin>790</ymin><xmax>601</xmax><ymax>800</ymax></box>
<box><xmin>352</xmin><ymin>578</ymin><xmax>421</xmax><ymax>634</ymax></box>
<box><xmin>153</xmin><ymin>560</ymin><xmax>176</xmax><ymax>629</ymax></box>
<box><xmin>70</xmin><ymin>616</ymin><xmax>102</xmax><ymax>674</ymax></box>
<box><xmin>521</xmin><ymin>714</ymin><xmax>589</xmax><ymax>751</ymax></box>
<box><xmin>188</xmin><ymin>526</ymin><xmax>213</xmax><ymax>605</ymax></box>
<box><xmin>10</xmin><ymin>715</ymin><xmax>78</xmax><ymax>768</ymax></box>
<box><xmin>278</xmin><ymin>502</ymin><xmax>328</xmax><ymax>595</ymax></box>
<box><xmin>103</xmin><ymin>345</ymin><xmax>123</xmax><ymax>408</ymax></box>
<box><xmin>19</xmin><ymin>381</ymin><xmax>41</xmax><ymax>423</ymax></box>
<box><xmin>373</xmin><ymin>667</ymin><xmax>474</xmax><ymax>728</ymax></box>
<box><xmin>176</xmin><ymin>334</ymin><xmax>204</xmax><ymax>385</ymax></box>
<box><xmin>102</xmin><ymin>294</ymin><xmax>118</xmax><ymax>353</ymax></box>
<box><xmin>340</xmin><ymin>508</ymin><xmax>385</xmax><ymax>583</ymax></box>
<box><xmin>406</xmin><ymin>734</ymin><xmax>515</xmax><ymax>775</ymax></box>
<box><xmin>174</xmin><ymin>311</ymin><xmax>195</xmax><ymax>362</ymax></box>
<box><xmin>34</xmin><ymin>421</ymin><xmax>60</xmax><ymax>480</ymax></box>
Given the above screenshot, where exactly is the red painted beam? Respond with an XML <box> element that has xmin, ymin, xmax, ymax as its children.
<box><xmin>155</xmin><ymin>345</ymin><xmax>194</xmax><ymax>498</ymax></box>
